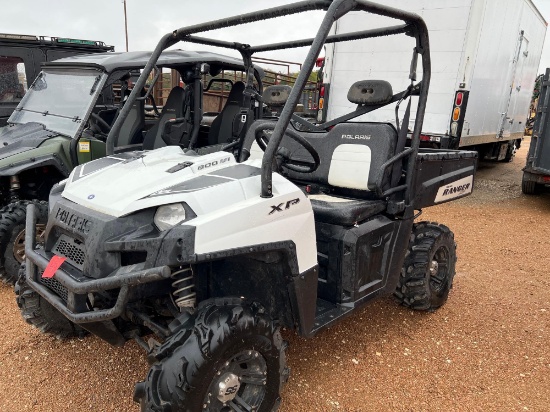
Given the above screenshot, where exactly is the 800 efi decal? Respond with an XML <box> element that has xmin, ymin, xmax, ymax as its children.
<box><xmin>434</xmin><ymin>175</ymin><xmax>473</xmax><ymax>203</ymax></box>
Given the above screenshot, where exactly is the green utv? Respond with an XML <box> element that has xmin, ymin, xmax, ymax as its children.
<box><xmin>0</xmin><ymin>50</ymin><xmax>263</xmax><ymax>283</ymax></box>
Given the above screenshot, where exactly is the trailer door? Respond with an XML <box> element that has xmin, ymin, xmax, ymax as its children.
<box><xmin>499</xmin><ymin>31</ymin><xmax>528</xmax><ymax>138</ymax></box>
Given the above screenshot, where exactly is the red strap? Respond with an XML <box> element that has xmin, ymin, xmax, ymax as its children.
<box><xmin>42</xmin><ymin>255</ymin><xmax>66</xmax><ymax>279</ymax></box>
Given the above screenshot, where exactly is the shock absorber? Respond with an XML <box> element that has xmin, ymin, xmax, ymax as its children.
<box><xmin>9</xmin><ymin>175</ymin><xmax>20</xmax><ymax>202</ymax></box>
<box><xmin>171</xmin><ymin>266</ymin><xmax>196</xmax><ymax>310</ymax></box>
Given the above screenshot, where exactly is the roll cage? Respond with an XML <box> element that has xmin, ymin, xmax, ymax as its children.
<box><xmin>107</xmin><ymin>0</ymin><xmax>431</xmax><ymax>215</ymax></box>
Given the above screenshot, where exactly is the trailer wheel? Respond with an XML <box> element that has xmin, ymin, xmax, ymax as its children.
<box><xmin>0</xmin><ymin>200</ymin><xmax>48</xmax><ymax>285</ymax></box>
<box><xmin>135</xmin><ymin>299</ymin><xmax>288</xmax><ymax>412</ymax></box>
<box><xmin>15</xmin><ymin>264</ymin><xmax>86</xmax><ymax>339</ymax></box>
<box><xmin>503</xmin><ymin>141</ymin><xmax>516</xmax><ymax>162</ymax></box>
<box><xmin>521</xmin><ymin>172</ymin><xmax>541</xmax><ymax>195</ymax></box>
<box><xmin>394</xmin><ymin>222</ymin><xmax>457</xmax><ymax>311</ymax></box>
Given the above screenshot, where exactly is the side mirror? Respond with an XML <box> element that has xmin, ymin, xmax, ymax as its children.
<box><xmin>200</xmin><ymin>63</ymin><xmax>210</xmax><ymax>75</ymax></box>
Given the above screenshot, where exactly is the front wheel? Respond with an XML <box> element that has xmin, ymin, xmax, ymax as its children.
<box><xmin>135</xmin><ymin>299</ymin><xmax>288</xmax><ymax>412</ymax></box>
<box><xmin>0</xmin><ymin>200</ymin><xmax>48</xmax><ymax>284</ymax></box>
<box><xmin>394</xmin><ymin>222</ymin><xmax>457</xmax><ymax>311</ymax></box>
<box><xmin>15</xmin><ymin>264</ymin><xmax>86</xmax><ymax>339</ymax></box>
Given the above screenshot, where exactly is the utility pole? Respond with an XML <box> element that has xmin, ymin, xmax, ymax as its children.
<box><xmin>123</xmin><ymin>0</ymin><xmax>129</xmax><ymax>52</ymax></box>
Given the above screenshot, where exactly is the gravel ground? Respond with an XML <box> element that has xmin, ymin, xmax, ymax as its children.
<box><xmin>0</xmin><ymin>138</ymin><xmax>549</xmax><ymax>411</ymax></box>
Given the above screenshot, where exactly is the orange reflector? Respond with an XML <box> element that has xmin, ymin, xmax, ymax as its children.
<box><xmin>318</xmin><ymin>98</ymin><xmax>324</xmax><ymax>109</ymax></box>
<box><xmin>455</xmin><ymin>92</ymin><xmax>463</xmax><ymax>106</ymax></box>
<box><xmin>452</xmin><ymin>107</ymin><xmax>460</xmax><ymax>121</ymax></box>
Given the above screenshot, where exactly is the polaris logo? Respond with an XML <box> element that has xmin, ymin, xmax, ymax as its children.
<box><xmin>342</xmin><ymin>134</ymin><xmax>371</xmax><ymax>140</ymax></box>
<box><xmin>434</xmin><ymin>176</ymin><xmax>474</xmax><ymax>203</ymax></box>
<box><xmin>55</xmin><ymin>208</ymin><xmax>92</xmax><ymax>234</ymax></box>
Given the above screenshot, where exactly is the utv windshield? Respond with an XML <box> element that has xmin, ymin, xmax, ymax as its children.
<box><xmin>8</xmin><ymin>68</ymin><xmax>103</xmax><ymax>137</ymax></box>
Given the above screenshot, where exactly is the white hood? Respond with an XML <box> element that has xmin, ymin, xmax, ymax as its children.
<box><xmin>63</xmin><ymin>146</ymin><xmax>253</xmax><ymax>217</ymax></box>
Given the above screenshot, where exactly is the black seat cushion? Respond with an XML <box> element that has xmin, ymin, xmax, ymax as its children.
<box><xmin>310</xmin><ymin>196</ymin><xmax>386</xmax><ymax>226</ymax></box>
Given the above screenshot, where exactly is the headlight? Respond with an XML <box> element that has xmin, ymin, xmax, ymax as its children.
<box><xmin>154</xmin><ymin>203</ymin><xmax>187</xmax><ymax>231</ymax></box>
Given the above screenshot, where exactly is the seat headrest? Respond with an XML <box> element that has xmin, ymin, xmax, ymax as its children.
<box><xmin>347</xmin><ymin>80</ymin><xmax>393</xmax><ymax>105</ymax></box>
<box><xmin>226</xmin><ymin>81</ymin><xmax>245</xmax><ymax>104</ymax></box>
<box><xmin>263</xmin><ymin>85</ymin><xmax>292</xmax><ymax>107</ymax></box>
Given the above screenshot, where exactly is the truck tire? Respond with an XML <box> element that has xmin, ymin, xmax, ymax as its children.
<box><xmin>503</xmin><ymin>141</ymin><xmax>516</xmax><ymax>162</ymax></box>
<box><xmin>15</xmin><ymin>264</ymin><xmax>86</xmax><ymax>339</ymax></box>
<box><xmin>0</xmin><ymin>200</ymin><xmax>48</xmax><ymax>284</ymax></box>
<box><xmin>135</xmin><ymin>299</ymin><xmax>288</xmax><ymax>412</ymax></box>
<box><xmin>394</xmin><ymin>222</ymin><xmax>457</xmax><ymax>311</ymax></box>
<box><xmin>521</xmin><ymin>173</ymin><xmax>541</xmax><ymax>195</ymax></box>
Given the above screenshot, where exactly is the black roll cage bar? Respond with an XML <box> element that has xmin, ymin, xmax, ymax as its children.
<box><xmin>105</xmin><ymin>0</ymin><xmax>430</xmax><ymax>209</ymax></box>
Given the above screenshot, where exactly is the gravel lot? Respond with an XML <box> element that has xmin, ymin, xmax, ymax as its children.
<box><xmin>0</xmin><ymin>138</ymin><xmax>549</xmax><ymax>411</ymax></box>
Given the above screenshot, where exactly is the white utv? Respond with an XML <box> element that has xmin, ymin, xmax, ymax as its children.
<box><xmin>20</xmin><ymin>1</ymin><xmax>477</xmax><ymax>411</ymax></box>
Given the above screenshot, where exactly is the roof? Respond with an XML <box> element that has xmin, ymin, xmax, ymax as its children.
<box><xmin>43</xmin><ymin>49</ymin><xmax>258</xmax><ymax>74</ymax></box>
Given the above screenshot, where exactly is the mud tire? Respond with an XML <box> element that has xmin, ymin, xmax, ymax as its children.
<box><xmin>0</xmin><ymin>200</ymin><xmax>48</xmax><ymax>284</ymax></box>
<box><xmin>395</xmin><ymin>222</ymin><xmax>457</xmax><ymax>311</ymax></box>
<box><xmin>135</xmin><ymin>298</ymin><xmax>288</xmax><ymax>412</ymax></box>
<box><xmin>15</xmin><ymin>264</ymin><xmax>85</xmax><ymax>339</ymax></box>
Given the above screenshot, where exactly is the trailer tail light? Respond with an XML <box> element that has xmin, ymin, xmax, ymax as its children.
<box><xmin>455</xmin><ymin>92</ymin><xmax>464</xmax><ymax>106</ymax></box>
<box><xmin>452</xmin><ymin>107</ymin><xmax>460</xmax><ymax>121</ymax></box>
<box><xmin>420</xmin><ymin>134</ymin><xmax>430</xmax><ymax>141</ymax></box>
<box><xmin>451</xmin><ymin>122</ymin><xmax>459</xmax><ymax>137</ymax></box>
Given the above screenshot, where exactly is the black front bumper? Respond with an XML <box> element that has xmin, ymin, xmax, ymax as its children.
<box><xmin>24</xmin><ymin>203</ymin><xmax>172</xmax><ymax>325</ymax></box>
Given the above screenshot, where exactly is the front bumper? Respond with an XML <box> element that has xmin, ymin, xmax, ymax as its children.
<box><xmin>24</xmin><ymin>203</ymin><xmax>172</xmax><ymax>325</ymax></box>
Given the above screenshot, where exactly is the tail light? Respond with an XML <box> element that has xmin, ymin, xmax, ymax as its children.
<box><xmin>420</xmin><ymin>134</ymin><xmax>430</xmax><ymax>141</ymax></box>
<box><xmin>455</xmin><ymin>92</ymin><xmax>463</xmax><ymax>106</ymax></box>
<box><xmin>320</xmin><ymin>85</ymin><xmax>325</xmax><ymax>98</ymax></box>
<box><xmin>452</xmin><ymin>107</ymin><xmax>460</xmax><ymax>121</ymax></box>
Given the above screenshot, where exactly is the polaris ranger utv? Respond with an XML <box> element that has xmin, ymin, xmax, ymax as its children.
<box><xmin>0</xmin><ymin>50</ymin><xmax>263</xmax><ymax>283</ymax></box>
<box><xmin>21</xmin><ymin>1</ymin><xmax>477</xmax><ymax>411</ymax></box>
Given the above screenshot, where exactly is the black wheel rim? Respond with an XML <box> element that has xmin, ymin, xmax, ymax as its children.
<box><xmin>429</xmin><ymin>245</ymin><xmax>450</xmax><ymax>295</ymax></box>
<box><xmin>203</xmin><ymin>349</ymin><xmax>267</xmax><ymax>411</ymax></box>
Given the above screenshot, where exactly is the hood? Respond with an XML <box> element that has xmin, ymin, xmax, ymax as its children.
<box><xmin>62</xmin><ymin>146</ymin><xmax>263</xmax><ymax>217</ymax></box>
<box><xmin>0</xmin><ymin>122</ymin><xmax>61</xmax><ymax>160</ymax></box>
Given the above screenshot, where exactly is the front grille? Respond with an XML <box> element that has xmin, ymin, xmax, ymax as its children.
<box><xmin>53</xmin><ymin>234</ymin><xmax>86</xmax><ymax>270</ymax></box>
<box><xmin>38</xmin><ymin>270</ymin><xmax>69</xmax><ymax>302</ymax></box>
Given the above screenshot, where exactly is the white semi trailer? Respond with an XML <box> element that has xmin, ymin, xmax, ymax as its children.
<box><xmin>318</xmin><ymin>0</ymin><xmax>547</xmax><ymax>161</ymax></box>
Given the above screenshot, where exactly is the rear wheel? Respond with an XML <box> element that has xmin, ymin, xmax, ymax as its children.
<box><xmin>0</xmin><ymin>200</ymin><xmax>48</xmax><ymax>284</ymax></box>
<box><xmin>135</xmin><ymin>299</ymin><xmax>288</xmax><ymax>412</ymax></box>
<box><xmin>395</xmin><ymin>222</ymin><xmax>457</xmax><ymax>311</ymax></box>
<box><xmin>522</xmin><ymin>172</ymin><xmax>541</xmax><ymax>195</ymax></box>
<box><xmin>15</xmin><ymin>264</ymin><xmax>85</xmax><ymax>339</ymax></box>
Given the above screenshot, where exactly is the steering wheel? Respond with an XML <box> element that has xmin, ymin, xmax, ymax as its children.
<box><xmin>255</xmin><ymin>122</ymin><xmax>320</xmax><ymax>173</ymax></box>
<box><xmin>90</xmin><ymin>112</ymin><xmax>112</xmax><ymax>134</ymax></box>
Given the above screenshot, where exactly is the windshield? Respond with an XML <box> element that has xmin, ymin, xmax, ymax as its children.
<box><xmin>8</xmin><ymin>68</ymin><xmax>104</xmax><ymax>137</ymax></box>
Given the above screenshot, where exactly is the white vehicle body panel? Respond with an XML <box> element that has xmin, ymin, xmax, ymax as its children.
<box><xmin>323</xmin><ymin>0</ymin><xmax>546</xmax><ymax>146</ymax></box>
<box><xmin>62</xmin><ymin>147</ymin><xmax>317</xmax><ymax>273</ymax></box>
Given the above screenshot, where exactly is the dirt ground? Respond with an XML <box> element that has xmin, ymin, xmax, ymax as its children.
<box><xmin>0</xmin><ymin>138</ymin><xmax>549</xmax><ymax>411</ymax></box>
